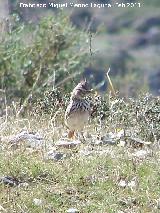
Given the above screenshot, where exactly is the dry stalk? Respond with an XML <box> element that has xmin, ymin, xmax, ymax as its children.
<box><xmin>106</xmin><ymin>67</ymin><xmax>116</xmax><ymax>96</ymax></box>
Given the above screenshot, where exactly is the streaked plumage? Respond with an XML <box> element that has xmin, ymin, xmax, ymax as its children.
<box><xmin>65</xmin><ymin>80</ymin><xmax>92</xmax><ymax>138</ymax></box>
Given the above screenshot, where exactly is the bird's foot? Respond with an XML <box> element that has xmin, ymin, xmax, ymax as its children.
<box><xmin>68</xmin><ymin>130</ymin><xmax>75</xmax><ymax>139</ymax></box>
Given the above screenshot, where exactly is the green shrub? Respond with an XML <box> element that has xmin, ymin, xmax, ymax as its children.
<box><xmin>0</xmin><ymin>13</ymin><xmax>89</xmax><ymax>101</ymax></box>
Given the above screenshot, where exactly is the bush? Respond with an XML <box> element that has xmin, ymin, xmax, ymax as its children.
<box><xmin>0</xmin><ymin>13</ymin><xmax>89</xmax><ymax>102</ymax></box>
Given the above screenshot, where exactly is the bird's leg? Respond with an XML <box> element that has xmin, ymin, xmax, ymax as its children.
<box><xmin>68</xmin><ymin>130</ymin><xmax>75</xmax><ymax>139</ymax></box>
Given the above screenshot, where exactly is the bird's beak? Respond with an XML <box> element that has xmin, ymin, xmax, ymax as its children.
<box><xmin>90</xmin><ymin>89</ymin><xmax>94</xmax><ymax>93</ymax></box>
<box><xmin>94</xmin><ymin>91</ymin><xmax>98</xmax><ymax>96</ymax></box>
<box><xmin>88</xmin><ymin>89</ymin><xmax>94</xmax><ymax>94</ymax></box>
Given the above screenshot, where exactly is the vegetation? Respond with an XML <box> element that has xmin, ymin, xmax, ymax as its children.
<box><xmin>0</xmin><ymin>93</ymin><xmax>159</xmax><ymax>212</ymax></box>
<box><xmin>0</xmin><ymin>13</ymin><xmax>89</xmax><ymax>101</ymax></box>
<box><xmin>0</xmin><ymin>6</ymin><xmax>160</xmax><ymax>213</ymax></box>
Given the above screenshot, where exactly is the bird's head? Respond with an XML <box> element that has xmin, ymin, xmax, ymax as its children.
<box><xmin>71</xmin><ymin>79</ymin><xmax>93</xmax><ymax>100</ymax></box>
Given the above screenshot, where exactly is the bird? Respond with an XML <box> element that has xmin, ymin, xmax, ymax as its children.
<box><xmin>64</xmin><ymin>79</ymin><xmax>93</xmax><ymax>139</ymax></box>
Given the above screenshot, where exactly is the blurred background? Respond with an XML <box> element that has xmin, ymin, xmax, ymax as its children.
<box><xmin>0</xmin><ymin>0</ymin><xmax>160</xmax><ymax>102</ymax></box>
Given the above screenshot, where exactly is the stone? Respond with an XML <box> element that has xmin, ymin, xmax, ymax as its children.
<box><xmin>67</xmin><ymin>208</ymin><xmax>79</xmax><ymax>213</ymax></box>
<box><xmin>132</xmin><ymin>150</ymin><xmax>149</xmax><ymax>159</ymax></box>
<box><xmin>117</xmin><ymin>140</ymin><xmax>126</xmax><ymax>147</ymax></box>
<box><xmin>18</xmin><ymin>182</ymin><xmax>29</xmax><ymax>188</ymax></box>
<box><xmin>0</xmin><ymin>176</ymin><xmax>19</xmax><ymax>187</ymax></box>
<box><xmin>4</xmin><ymin>130</ymin><xmax>45</xmax><ymax>149</ymax></box>
<box><xmin>47</xmin><ymin>151</ymin><xmax>64</xmax><ymax>161</ymax></box>
<box><xmin>55</xmin><ymin>140</ymin><xmax>81</xmax><ymax>148</ymax></box>
<box><xmin>33</xmin><ymin>198</ymin><xmax>43</xmax><ymax>206</ymax></box>
<box><xmin>101</xmin><ymin>133</ymin><xmax>117</xmax><ymax>145</ymax></box>
<box><xmin>118</xmin><ymin>179</ymin><xmax>127</xmax><ymax>188</ymax></box>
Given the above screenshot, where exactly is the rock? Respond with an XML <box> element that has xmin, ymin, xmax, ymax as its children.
<box><xmin>118</xmin><ymin>198</ymin><xmax>138</xmax><ymax>207</ymax></box>
<box><xmin>129</xmin><ymin>137</ymin><xmax>151</xmax><ymax>148</ymax></box>
<box><xmin>118</xmin><ymin>179</ymin><xmax>127</xmax><ymax>188</ymax></box>
<box><xmin>118</xmin><ymin>177</ymin><xmax>138</xmax><ymax>190</ymax></box>
<box><xmin>92</xmin><ymin>130</ymin><xmax>125</xmax><ymax>146</ymax></box>
<box><xmin>93</xmin><ymin>140</ymin><xmax>105</xmax><ymax>145</ymax></box>
<box><xmin>116</xmin><ymin>130</ymin><xmax>125</xmax><ymax>138</ymax></box>
<box><xmin>132</xmin><ymin>150</ymin><xmax>149</xmax><ymax>159</ymax></box>
<box><xmin>101</xmin><ymin>131</ymin><xmax>124</xmax><ymax>145</ymax></box>
<box><xmin>4</xmin><ymin>130</ymin><xmax>45</xmax><ymax>149</ymax></box>
<box><xmin>101</xmin><ymin>137</ymin><xmax>116</xmax><ymax>145</ymax></box>
<box><xmin>117</xmin><ymin>140</ymin><xmax>126</xmax><ymax>147</ymax></box>
<box><xmin>67</xmin><ymin>208</ymin><xmax>79</xmax><ymax>213</ymax></box>
<box><xmin>0</xmin><ymin>176</ymin><xmax>19</xmax><ymax>187</ymax></box>
<box><xmin>47</xmin><ymin>151</ymin><xmax>64</xmax><ymax>161</ymax></box>
<box><xmin>18</xmin><ymin>182</ymin><xmax>29</xmax><ymax>188</ymax></box>
<box><xmin>55</xmin><ymin>140</ymin><xmax>81</xmax><ymax>148</ymax></box>
<box><xmin>33</xmin><ymin>198</ymin><xmax>43</xmax><ymax>206</ymax></box>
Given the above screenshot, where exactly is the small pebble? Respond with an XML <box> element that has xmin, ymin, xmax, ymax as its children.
<box><xmin>67</xmin><ymin>208</ymin><xmax>79</xmax><ymax>213</ymax></box>
<box><xmin>33</xmin><ymin>198</ymin><xmax>43</xmax><ymax>206</ymax></box>
<box><xmin>128</xmin><ymin>179</ymin><xmax>137</xmax><ymax>190</ymax></box>
<box><xmin>55</xmin><ymin>140</ymin><xmax>81</xmax><ymax>148</ymax></box>
<box><xmin>118</xmin><ymin>179</ymin><xmax>127</xmax><ymax>188</ymax></box>
<box><xmin>101</xmin><ymin>134</ymin><xmax>116</xmax><ymax>145</ymax></box>
<box><xmin>18</xmin><ymin>182</ymin><xmax>29</xmax><ymax>188</ymax></box>
<box><xmin>47</xmin><ymin>151</ymin><xmax>64</xmax><ymax>161</ymax></box>
<box><xmin>117</xmin><ymin>140</ymin><xmax>126</xmax><ymax>147</ymax></box>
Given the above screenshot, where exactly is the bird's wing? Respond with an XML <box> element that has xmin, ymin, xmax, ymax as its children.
<box><xmin>65</xmin><ymin>102</ymin><xmax>77</xmax><ymax>119</ymax></box>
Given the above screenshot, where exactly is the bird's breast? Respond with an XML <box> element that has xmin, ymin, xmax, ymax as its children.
<box><xmin>65</xmin><ymin>99</ymin><xmax>90</xmax><ymax>131</ymax></box>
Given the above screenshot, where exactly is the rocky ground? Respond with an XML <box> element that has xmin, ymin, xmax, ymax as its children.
<box><xmin>0</xmin><ymin>94</ymin><xmax>159</xmax><ymax>212</ymax></box>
